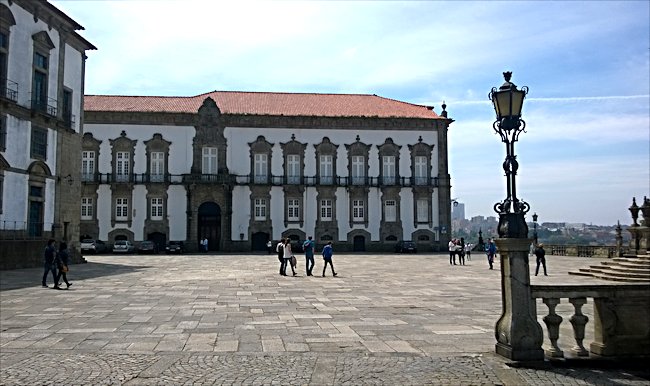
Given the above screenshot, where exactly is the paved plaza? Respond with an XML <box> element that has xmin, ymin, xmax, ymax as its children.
<box><xmin>1</xmin><ymin>251</ymin><xmax>649</xmax><ymax>385</ymax></box>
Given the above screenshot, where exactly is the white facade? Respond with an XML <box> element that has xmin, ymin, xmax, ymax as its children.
<box><xmin>0</xmin><ymin>0</ymin><xmax>95</xmax><ymax>248</ymax></box>
<box><xmin>82</xmin><ymin>93</ymin><xmax>453</xmax><ymax>252</ymax></box>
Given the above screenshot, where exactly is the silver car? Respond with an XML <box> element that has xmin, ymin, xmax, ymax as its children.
<box><xmin>112</xmin><ymin>240</ymin><xmax>135</xmax><ymax>253</ymax></box>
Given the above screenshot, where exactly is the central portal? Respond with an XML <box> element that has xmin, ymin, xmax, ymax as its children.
<box><xmin>198</xmin><ymin>202</ymin><xmax>221</xmax><ymax>251</ymax></box>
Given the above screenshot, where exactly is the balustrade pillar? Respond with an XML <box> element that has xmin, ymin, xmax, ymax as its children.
<box><xmin>542</xmin><ymin>297</ymin><xmax>564</xmax><ymax>358</ymax></box>
<box><xmin>569</xmin><ymin>297</ymin><xmax>589</xmax><ymax>357</ymax></box>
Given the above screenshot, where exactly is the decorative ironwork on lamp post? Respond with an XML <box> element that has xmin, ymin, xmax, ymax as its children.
<box><xmin>532</xmin><ymin>212</ymin><xmax>538</xmax><ymax>245</ymax></box>
<box><xmin>489</xmin><ymin>71</ymin><xmax>530</xmax><ymax>238</ymax></box>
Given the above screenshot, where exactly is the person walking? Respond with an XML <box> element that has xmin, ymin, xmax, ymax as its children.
<box><xmin>458</xmin><ymin>237</ymin><xmax>466</xmax><ymax>265</ymax></box>
<box><xmin>283</xmin><ymin>239</ymin><xmax>296</xmax><ymax>276</ymax></box>
<box><xmin>266</xmin><ymin>239</ymin><xmax>273</xmax><ymax>255</ymax></box>
<box><xmin>465</xmin><ymin>243</ymin><xmax>472</xmax><ymax>261</ymax></box>
<box><xmin>321</xmin><ymin>241</ymin><xmax>337</xmax><ymax>277</ymax></box>
<box><xmin>54</xmin><ymin>242</ymin><xmax>72</xmax><ymax>289</ymax></box>
<box><xmin>276</xmin><ymin>238</ymin><xmax>286</xmax><ymax>275</ymax></box>
<box><xmin>534</xmin><ymin>243</ymin><xmax>548</xmax><ymax>276</ymax></box>
<box><xmin>201</xmin><ymin>237</ymin><xmax>209</xmax><ymax>253</ymax></box>
<box><xmin>303</xmin><ymin>236</ymin><xmax>315</xmax><ymax>276</ymax></box>
<box><xmin>448</xmin><ymin>239</ymin><xmax>457</xmax><ymax>265</ymax></box>
<box><xmin>486</xmin><ymin>239</ymin><xmax>497</xmax><ymax>270</ymax></box>
<box><xmin>42</xmin><ymin>239</ymin><xmax>58</xmax><ymax>288</ymax></box>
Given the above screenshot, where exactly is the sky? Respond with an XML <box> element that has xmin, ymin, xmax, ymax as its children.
<box><xmin>52</xmin><ymin>0</ymin><xmax>650</xmax><ymax>226</ymax></box>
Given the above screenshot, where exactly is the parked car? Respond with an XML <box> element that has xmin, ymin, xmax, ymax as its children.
<box><xmin>112</xmin><ymin>240</ymin><xmax>135</xmax><ymax>253</ymax></box>
<box><xmin>137</xmin><ymin>240</ymin><xmax>158</xmax><ymax>254</ymax></box>
<box><xmin>166</xmin><ymin>241</ymin><xmax>184</xmax><ymax>254</ymax></box>
<box><xmin>395</xmin><ymin>240</ymin><xmax>417</xmax><ymax>253</ymax></box>
<box><xmin>80</xmin><ymin>239</ymin><xmax>107</xmax><ymax>254</ymax></box>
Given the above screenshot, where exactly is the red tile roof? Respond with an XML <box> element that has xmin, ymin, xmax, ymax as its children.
<box><xmin>84</xmin><ymin>91</ymin><xmax>442</xmax><ymax>119</ymax></box>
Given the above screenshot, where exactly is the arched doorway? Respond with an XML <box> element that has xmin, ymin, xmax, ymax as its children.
<box><xmin>251</xmin><ymin>232</ymin><xmax>269</xmax><ymax>252</ymax></box>
<box><xmin>198</xmin><ymin>202</ymin><xmax>221</xmax><ymax>251</ymax></box>
<box><xmin>353</xmin><ymin>235</ymin><xmax>366</xmax><ymax>252</ymax></box>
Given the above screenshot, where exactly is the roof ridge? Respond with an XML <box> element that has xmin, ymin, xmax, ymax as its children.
<box><xmin>373</xmin><ymin>94</ymin><xmax>434</xmax><ymax>110</ymax></box>
<box><xmin>198</xmin><ymin>90</ymin><xmax>378</xmax><ymax>97</ymax></box>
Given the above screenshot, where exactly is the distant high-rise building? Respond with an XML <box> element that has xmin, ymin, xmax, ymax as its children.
<box><xmin>452</xmin><ymin>202</ymin><xmax>465</xmax><ymax>221</ymax></box>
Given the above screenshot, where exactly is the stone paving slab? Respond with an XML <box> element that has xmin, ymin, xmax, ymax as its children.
<box><xmin>1</xmin><ymin>252</ymin><xmax>649</xmax><ymax>385</ymax></box>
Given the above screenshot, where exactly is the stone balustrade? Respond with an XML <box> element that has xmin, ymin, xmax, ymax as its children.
<box><xmin>531</xmin><ymin>284</ymin><xmax>650</xmax><ymax>358</ymax></box>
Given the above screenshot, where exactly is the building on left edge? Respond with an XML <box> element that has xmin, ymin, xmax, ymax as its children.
<box><xmin>0</xmin><ymin>0</ymin><xmax>95</xmax><ymax>269</ymax></box>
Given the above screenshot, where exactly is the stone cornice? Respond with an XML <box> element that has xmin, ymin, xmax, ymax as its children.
<box><xmin>84</xmin><ymin>111</ymin><xmax>446</xmax><ymax>131</ymax></box>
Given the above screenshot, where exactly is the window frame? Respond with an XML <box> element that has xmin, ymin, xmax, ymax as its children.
<box><xmin>150</xmin><ymin>197</ymin><xmax>164</xmax><ymax>220</ymax></box>
<box><xmin>254</xmin><ymin>153</ymin><xmax>268</xmax><ymax>183</ymax></box>
<box><xmin>320</xmin><ymin>199</ymin><xmax>333</xmax><ymax>221</ymax></box>
<box><xmin>254</xmin><ymin>198</ymin><xmax>267</xmax><ymax>221</ymax></box>
<box><xmin>81</xmin><ymin>150</ymin><xmax>95</xmax><ymax>181</ymax></box>
<box><xmin>416</xmin><ymin>199</ymin><xmax>429</xmax><ymax>223</ymax></box>
<box><xmin>352</xmin><ymin>199</ymin><xmax>365</xmax><ymax>222</ymax></box>
<box><xmin>115</xmin><ymin>151</ymin><xmax>130</xmax><ymax>182</ymax></box>
<box><xmin>30</xmin><ymin>126</ymin><xmax>47</xmax><ymax>160</ymax></box>
<box><xmin>202</xmin><ymin>146</ymin><xmax>218</xmax><ymax>174</ymax></box>
<box><xmin>81</xmin><ymin>197</ymin><xmax>93</xmax><ymax>220</ymax></box>
<box><xmin>384</xmin><ymin>199</ymin><xmax>397</xmax><ymax>222</ymax></box>
<box><xmin>287</xmin><ymin>198</ymin><xmax>300</xmax><ymax>222</ymax></box>
<box><xmin>115</xmin><ymin>197</ymin><xmax>129</xmax><ymax>221</ymax></box>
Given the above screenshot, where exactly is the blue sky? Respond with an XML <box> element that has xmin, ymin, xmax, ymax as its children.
<box><xmin>53</xmin><ymin>0</ymin><xmax>650</xmax><ymax>226</ymax></box>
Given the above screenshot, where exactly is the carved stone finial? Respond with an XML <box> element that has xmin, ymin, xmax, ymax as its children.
<box><xmin>629</xmin><ymin>197</ymin><xmax>640</xmax><ymax>226</ymax></box>
<box><xmin>291</xmin><ymin>133</ymin><xmax>296</xmax><ymax>141</ymax></box>
<box><xmin>441</xmin><ymin>101</ymin><xmax>447</xmax><ymax>112</ymax></box>
<box><xmin>120</xmin><ymin>130</ymin><xmax>126</xmax><ymax>137</ymax></box>
<box><xmin>418</xmin><ymin>136</ymin><xmax>423</xmax><ymax>143</ymax></box>
<box><xmin>356</xmin><ymin>135</ymin><xmax>360</xmax><ymax>142</ymax></box>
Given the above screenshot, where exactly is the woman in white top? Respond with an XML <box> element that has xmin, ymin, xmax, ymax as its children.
<box><xmin>283</xmin><ymin>239</ymin><xmax>296</xmax><ymax>276</ymax></box>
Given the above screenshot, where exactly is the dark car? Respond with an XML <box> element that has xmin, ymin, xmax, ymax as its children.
<box><xmin>137</xmin><ymin>240</ymin><xmax>158</xmax><ymax>254</ymax></box>
<box><xmin>166</xmin><ymin>241</ymin><xmax>184</xmax><ymax>254</ymax></box>
<box><xmin>80</xmin><ymin>239</ymin><xmax>107</xmax><ymax>254</ymax></box>
<box><xmin>395</xmin><ymin>240</ymin><xmax>417</xmax><ymax>253</ymax></box>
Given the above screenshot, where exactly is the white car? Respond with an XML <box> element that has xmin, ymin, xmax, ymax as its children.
<box><xmin>112</xmin><ymin>240</ymin><xmax>135</xmax><ymax>253</ymax></box>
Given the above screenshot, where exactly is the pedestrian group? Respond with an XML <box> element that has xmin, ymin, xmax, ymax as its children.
<box><xmin>41</xmin><ymin>239</ymin><xmax>73</xmax><ymax>290</ymax></box>
<box><xmin>276</xmin><ymin>236</ymin><xmax>336</xmax><ymax>277</ymax></box>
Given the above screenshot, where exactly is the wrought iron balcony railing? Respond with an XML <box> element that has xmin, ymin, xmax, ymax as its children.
<box><xmin>0</xmin><ymin>78</ymin><xmax>18</xmax><ymax>102</ymax></box>
<box><xmin>30</xmin><ymin>97</ymin><xmax>57</xmax><ymax>117</ymax></box>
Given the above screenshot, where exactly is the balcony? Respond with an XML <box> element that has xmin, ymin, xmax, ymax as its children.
<box><xmin>0</xmin><ymin>78</ymin><xmax>18</xmax><ymax>102</ymax></box>
<box><xmin>81</xmin><ymin>172</ymin><xmax>441</xmax><ymax>188</ymax></box>
<box><xmin>30</xmin><ymin>97</ymin><xmax>57</xmax><ymax>117</ymax></box>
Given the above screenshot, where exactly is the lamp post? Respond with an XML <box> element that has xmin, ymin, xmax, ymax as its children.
<box><xmin>489</xmin><ymin>72</ymin><xmax>543</xmax><ymax>361</ymax></box>
<box><xmin>532</xmin><ymin>212</ymin><xmax>538</xmax><ymax>245</ymax></box>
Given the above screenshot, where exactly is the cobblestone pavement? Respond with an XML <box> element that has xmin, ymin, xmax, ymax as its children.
<box><xmin>1</xmin><ymin>252</ymin><xmax>649</xmax><ymax>385</ymax></box>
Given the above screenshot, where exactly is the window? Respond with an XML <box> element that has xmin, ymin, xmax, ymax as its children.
<box><xmin>0</xmin><ymin>175</ymin><xmax>3</xmax><ymax>214</ymax></box>
<box><xmin>32</xmin><ymin>52</ymin><xmax>49</xmax><ymax>113</ymax></box>
<box><xmin>254</xmin><ymin>198</ymin><xmax>267</xmax><ymax>220</ymax></box>
<box><xmin>417</xmin><ymin>199</ymin><xmax>428</xmax><ymax>222</ymax></box>
<box><xmin>384</xmin><ymin>200</ymin><xmax>397</xmax><ymax>222</ymax></box>
<box><xmin>81</xmin><ymin>151</ymin><xmax>95</xmax><ymax>181</ymax></box>
<box><xmin>254</xmin><ymin>153</ymin><xmax>267</xmax><ymax>183</ymax></box>
<box><xmin>414</xmin><ymin>156</ymin><xmax>427</xmax><ymax>185</ymax></box>
<box><xmin>288</xmin><ymin>198</ymin><xmax>300</xmax><ymax>221</ymax></box>
<box><xmin>352</xmin><ymin>199</ymin><xmax>364</xmax><ymax>221</ymax></box>
<box><xmin>116</xmin><ymin>152</ymin><xmax>130</xmax><ymax>182</ymax></box>
<box><xmin>382</xmin><ymin>156</ymin><xmax>396</xmax><ymax>185</ymax></box>
<box><xmin>150</xmin><ymin>151</ymin><xmax>164</xmax><ymax>182</ymax></box>
<box><xmin>286</xmin><ymin>154</ymin><xmax>300</xmax><ymax>184</ymax></box>
<box><xmin>62</xmin><ymin>89</ymin><xmax>73</xmax><ymax>127</ymax></box>
<box><xmin>202</xmin><ymin>147</ymin><xmax>218</xmax><ymax>174</ymax></box>
<box><xmin>0</xmin><ymin>31</ymin><xmax>8</xmax><ymax>100</ymax></box>
<box><xmin>319</xmin><ymin>155</ymin><xmax>333</xmax><ymax>185</ymax></box>
<box><xmin>81</xmin><ymin>197</ymin><xmax>93</xmax><ymax>220</ymax></box>
<box><xmin>150</xmin><ymin>197</ymin><xmax>163</xmax><ymax>220</ymax></box>
<box><xmin>320</xmin><ymin>199</ymin><xmax>332</xmax><ymax>221</ymax></box>
<box><xmin>351</xmin><ymin>156</ymin><xmax>365</xmax><ymax>185</ymax></box>
<box><xmin>115</xmin><ymin>198</ymin><xmax>128</xmax><ymax>221</ymax></box>
<box><xmin>30</xmin><ymin>126</ymin><xmax>47</xmax><ymax>159</ymax></box>
<box><xmin>0</xmin><ymin>115</ymin><xmax>6</xmax><ymax>151</ymax></box>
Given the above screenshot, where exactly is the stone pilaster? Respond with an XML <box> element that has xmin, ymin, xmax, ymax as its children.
<box><xmin>494</xmin><ymin>237</ymin><xmax>544</xmax><ymax>361</ymax></box>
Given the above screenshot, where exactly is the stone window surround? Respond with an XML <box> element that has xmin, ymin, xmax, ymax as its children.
<box><xmin>110</xmin><ymin>184</ymin><xmax>133</xmax><ymax>227</ymax></box>
<box><xmin>412</xmin><ymin>188</ymin><xmax>434</xmax><ymax>228</ymax></box>
<box><xmin>408</xmin><ymin>137</ymin><xmax>434</xmax><ymax>184</ymax></box>
<box><xmin>345</xmin><ymin>136</ymin><xmax>370</xmax><ymax>185</ymax></box>
<box><xmin>314</xmin><ymin>137</ymin><xmax>338</xmax><ymax>185</ymax></box>
<box><xmin>109</xmin><ymin>130</ymin><xmax>137</xmax><ymax>182</ymax></box>
<box><xmin>31</xmin><ymin>31</ymin><xmax>55</xmax><ymax>110</ymax></box>
<box><xmin>377</xmin><ymin>138</ymin><xmax>401</xmax><ymax>185</ymax></box>
<box><xmin>0</xmin><ymin>4</ymin><xmax>15</xmax><ymax>86</ymax></box>
<box><xmin>248</xmin><ymin>136</ymin><xmax>273</xmax><ymax>183</ymax></box>
<box><xmin>144</xmin><ymin>133</ymin><xmax>171</xmax><ymax>181</ymax></box>
<box><xmin>81</xmin><ymin>133</ymin><xmax>102</xmax><ymax>182</ymax></box>
<box><xmin>248</xmin><ymin>185</ymin><xmax>273</xmax><ymax>240</ymax></box>
<box><xmin>280</xmin><ymin>134</ymin><xmax>307</xmax><ymax>184</ymax></box>
<box><xmin>81</xmin><ymin>196</ymin><xmax>93</xmax><ymax>220</ymax></box>
<box><xmin>30</xmin><ymin>125</ymin><xmax>47</xmax><ymax>160</ymax></box>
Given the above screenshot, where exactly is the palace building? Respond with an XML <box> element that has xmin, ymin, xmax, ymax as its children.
<box><xmin>0</xmin><ymin>0</ymin><xmax>95</xmax><ymax>268</ymax></box>
<box><xmin>82</xmin><ymin>92</ymin><xmax>454</xmax><ymax>252</ymax></box>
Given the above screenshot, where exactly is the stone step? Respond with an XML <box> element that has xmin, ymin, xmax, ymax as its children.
<box><xmin>580</xmin><ymin>267</ymin><xmax>650</xmax><ymax>279</ymax></box>
<box><xmin>597</xmin><ymin>263</ymin><xmax>650</xmax><ymax>273</ymax></box>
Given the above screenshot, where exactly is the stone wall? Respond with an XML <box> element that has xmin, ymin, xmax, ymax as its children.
<box><xmin>0</xmin><ymin>240</ymin><xmax>86</xmax><ymax>270</ymax></box>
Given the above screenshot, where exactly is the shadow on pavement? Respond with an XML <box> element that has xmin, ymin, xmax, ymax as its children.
<box><xmin>0</xmin><ymin>262</ymin><xmax>151</xmax><ymax>291</ymax></box>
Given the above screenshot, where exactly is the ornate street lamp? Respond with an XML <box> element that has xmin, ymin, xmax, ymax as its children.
<box><xmin>532</xmin><ymin>212</ymin><xmax>538</xmax><ymax>245</ymax></box>
<box><xmin>489</xmin><ymin>71</ymin><xmax>530</xmax><ymax>238</ymax></box>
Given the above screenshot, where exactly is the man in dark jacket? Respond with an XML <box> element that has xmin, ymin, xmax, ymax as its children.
<box><xmin>42</xmin><ymin>239</ymin><xmax>58</xmax><ymax>288</ymax></box>
<box><xmin>534</xmin><ymin>243</ymin><xmax>547</xmax><ymax>276</ymax></box>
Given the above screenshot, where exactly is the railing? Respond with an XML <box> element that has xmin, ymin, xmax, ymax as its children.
<box><xmin>63</xmin><ymin>113</ymin><xmax>76</xmax><ymax>128</ymax></box>
<box><xmin>0</xmin><ymin>78</ymin><xmax>18</xmax><ymax>102</ymax></box>
<box><xmin>0</xmin><ymin>221</ymin><xmax>54</xmax><ymax>240</ymax></box>
<box><xmin>531</xmin><ymin>284</ymin><xmax>650</xmax><ymax>358</ymax></box>
<box><xmin>30</xmin><ymin>97</ymin><xmax>58</xmax><ymax>117</ymax></box>
<box><xmin>546</xmin><ymin>244</ymin><xmax>618</xmax><ymax>258</ymax></box>
<box><xmin>81</xmin><ymin>173</ymin><xmax>441</xmax><ymax>188</ymax></box>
